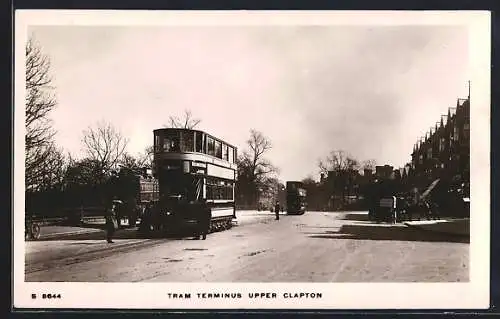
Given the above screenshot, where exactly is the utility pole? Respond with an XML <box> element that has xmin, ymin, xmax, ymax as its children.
<box><xmin>468</xmin><ymin>80</ymin><xmax>470</xmax><ymax>100</ymax></box>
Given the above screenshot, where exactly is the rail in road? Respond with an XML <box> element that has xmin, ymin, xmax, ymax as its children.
<box><xmin>25</xmin><ymin>210</ymin><xmax>278</xmax><ymax>275</ymax></box>
<box><xmin>25</xmin><ymin>211</ymin><xmax>469</xmax><ymax>282</ymax></box>
<box><xmin>26</xmin><ymin>238</ymin><xmax>167</xmax><ymax>274</ymax></box>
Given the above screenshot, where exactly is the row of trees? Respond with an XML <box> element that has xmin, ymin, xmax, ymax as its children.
<box><xmin>24</xmin><ymin>34</ymin><xmax>281</xmax><ymax>216</ymax></box>
<box><xmin>24</xmin><ymin>34</ymin><xmax>375</xmax><ymax>216</ymax></box>
<box><xmin>302</xmin><ymin>151</ymin><xmax>377</xmax><ymax>211</ymax></box>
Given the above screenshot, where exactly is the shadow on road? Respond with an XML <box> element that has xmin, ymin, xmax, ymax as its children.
<box><xmin>341</xmin><ymin>213</ymin><xmax>370</xmax><ymax>222</ymax></box>
<box><xmin>37</xmin><ymin>226</ymin><xmax>209</xmax><ymax>242</ymax></box>
<box><xmin>307</xmin><ymin>224</ymin><xmax>469</xmax><ymax>244</ymax></box>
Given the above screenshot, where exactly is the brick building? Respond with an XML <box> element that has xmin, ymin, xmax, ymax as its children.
<box><xmin>409</xmin><ymin>96</ymin><xmax>470</xmax><ymax>188</ymax></box>
<box><xmin>375</xmin><ymin>165</ymin><xmax>394</xmax><ymax>179</ymax></box>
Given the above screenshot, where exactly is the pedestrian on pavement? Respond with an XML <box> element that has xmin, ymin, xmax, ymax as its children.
<box><xmin>391</xmin><ymin>196</ymin><xmax>398</xmax><ymax>224</ymax></box>
<box><xmin>274</xmin><ymin>201</ymin><xmax>280</xmax><ymax>220</ymax></box>
<box><xmin>105</xmin><ymin>202</ymin><xmax>118</xmax><ymax>243</ymax></box>
<box><xmin>194</xmin><ymin>199</ymin><xmax>211</xmax><ymax>240</ymax></box>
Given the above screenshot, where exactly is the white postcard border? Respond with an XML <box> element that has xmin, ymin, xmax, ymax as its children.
<box><xmin>13</xmin><ymin>10</ymin><xmax>491</xmax><ymax>310</ymax></box>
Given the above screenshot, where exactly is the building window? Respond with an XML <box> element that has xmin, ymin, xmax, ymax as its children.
<box><xmin>453</xmin><ymin>126</ymin><xmax>459</xmax><ymax>141</ymax></box>
<box><xmin>439</xmin><ymin>138</ymin><xmax>446</xmax><ymax>152</ymax></box>
<box><xmin>463</xmin><ymin>123</ymin><xmax>470</xmax><ymax>140</ymax></box>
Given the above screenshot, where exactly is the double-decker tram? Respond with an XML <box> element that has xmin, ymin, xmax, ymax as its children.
<box><xmin>140</xmin><ymin>128</ymin><xmax>237</xmax><ymax>235</ymax></box>
<box><xmin>286</xmin><ymin>181</ymin><xmax>307</xmax><ymax>215</ymax></box>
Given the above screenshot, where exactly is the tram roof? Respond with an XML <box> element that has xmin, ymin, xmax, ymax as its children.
<box><xmin>153</xmin><ymin>128</ymin><xmax>237</xmax><ymax>150</ymax></box>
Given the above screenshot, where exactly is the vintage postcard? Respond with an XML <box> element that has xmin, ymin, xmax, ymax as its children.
<box><xmin>13</xmin><ymin>10</ymin><xmax>490</xmax><ymax>310</ymax></box>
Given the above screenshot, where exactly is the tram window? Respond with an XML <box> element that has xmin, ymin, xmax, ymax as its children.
<box><xmin>228</xmin><ymin>146</ymin><xmax>234</xmax><ymax>163</ymax></box>
<box><xmin>180</xmin><ymin>131</ymin><xmax>194</xmax><ymax>152</ymax></box>
<box><xmin>228</xmin><ymin>183</ymin><xmax>234</xmax><ymax>200</ymax></box>
<box><xmin>163</xmin><ymin>131</ymin><xmax>181</xmax><ymax>152</ymax></box>
<box><xmin>222</xmin><ymin>144</ymin><xmax>228</xmax><ymax>161</ymax></box>
<box><xmin>205</xmin><ymin>178</ymin><xmax>234</xmax><ymax>200</ymax></box>
<box><xmin>195</xmin><ymin>132</ymin><xmax>204</xmax><ymax>153</ymax></box>
<box><xmin>206</xmin><ymin>178</ymin><xmax>214</xmax><ymax>199</ymax></box>
<box><xmin>215</xmin><ymin>140</ymin><xmax>222</xmax><ymax>159</ymax></box>
<box><xmin>207</xmin><ymin>137</ymin><xmax>215</xmax><ymax>156</ymax></box>
<box><xmin>154</xmin><ymin>135</ymin><xmax>162</xmax><ymax>152</ymax></box>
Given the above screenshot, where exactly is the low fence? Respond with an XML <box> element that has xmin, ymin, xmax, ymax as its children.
<box><xmin>30</xmin><ymin>215</ymin><xmax>106</xmax><ymax>226</ymax></box>
<box><xmin>30</xmin><ymin>206</ymin><xmax>107</xmax><ymax>226</ymax></box>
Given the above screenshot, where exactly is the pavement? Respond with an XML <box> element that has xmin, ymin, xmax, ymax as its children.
<box><xmin>25</xmin><ymin>210</ymin><xmax>469</xmax><ymax>282</ymax></box>
<box><xmin>38</xmin><ymin>226</ymin><xmax>103</xmax><ymax>239</ymax></box>
<box><xmin>404</xmin><ymin>218</ymin><xmax>470</xmax><ymax>237</ymax></box>
<box><xmin>34</xmin><ymin>211</ymin><xmax>469</xmax><ymax>240</ymax></box>
<box><xmin>35</xmin><ymin>210</ymin><xmax>279</xmax><ymax>240</ymax></box>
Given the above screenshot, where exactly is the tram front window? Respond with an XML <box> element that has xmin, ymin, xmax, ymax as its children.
<box><xmin>160</xmin><ymin>130</ymin><xmax>195</xmax><ymax>153</ymax></box>
<box><xmin>195</xmin><ymin>131</ymin><xmax>204</xmax><ymax>153</ymax></box>
<box><xmin>180</xmin><ymin>131</ymin><xmax>194</xmax><ymax>152</ymax></box>
<box><xmin>159</xmin><ymin>170</ymin><xmax>202</xmax><ymax>203</ymax></box>
<box><xmin>163</xmin><ymin>131</ymin><xmax>180</xmax><ymax>152</ymax></box>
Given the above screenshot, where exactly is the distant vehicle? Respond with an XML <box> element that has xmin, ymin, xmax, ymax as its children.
<box><xmin>139</xmin><ymin>128</ymin><xmax>237</xmax><ymax>235</ymax></box>
<box><xmin>367</xmin><ymin>178</ymin><xmax>403</xmax><ymax>223</ymax></box>
<box><xmin>367</xmin><ymin>178</ymin><xmax>442</xmax><ymax>223</ymax></box>
<box><xmin>286</xmin><ymin>181</ymin><xmax>307</xmax><ymax>215</ymax></box>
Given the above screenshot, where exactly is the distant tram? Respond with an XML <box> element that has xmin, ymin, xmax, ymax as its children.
<box><xmin>286</xmin><ymin>181</ymin><xmax>307</xmax><ymax>215</ymax></box>
<box><xmin>139</xmin><ymin>128</ymin><xmax>237</xmax><ymax>234</ymax></box>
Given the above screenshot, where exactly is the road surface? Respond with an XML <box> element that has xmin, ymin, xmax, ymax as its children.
<box><xmin>25</xmin><ymin>211</ymin><xmax>469</xmax><ymax>282</ymax></box>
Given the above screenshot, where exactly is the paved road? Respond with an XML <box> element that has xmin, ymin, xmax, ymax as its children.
<box><xmin>25</xmin><ymin>211</ymin><xmax>469</xmax><ymax>282</ymax></box>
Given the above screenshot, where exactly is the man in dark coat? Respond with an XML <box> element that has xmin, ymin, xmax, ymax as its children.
<box><xmin>194</xmin><ymin>200</ymin><xmax>211</xmax><ymax>240</ymax></box>
<box><xmin>274</xmin><ymin>201</ymin><xmax>280</xmax><ymax>220</ymax></box>
<box><xmin>105</xmin><ymin>202</ymin><xmax>119</xmax><ymax>243</ymax></box>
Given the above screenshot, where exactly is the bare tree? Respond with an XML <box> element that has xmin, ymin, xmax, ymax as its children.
<box><xmin>119</xmin><ymin>153</ymin><xmax>140</xmax><ymax>170</ymax></box>
<box><xmin>319</xmin><ymin>150</ymin><xmax>359</xmax><ymax>175</ymax></box>
<box><xmin>361</xmin><ymin>159</ymin><xmax>377</xmax><ymax>172</ymax></box>
<box><xmin>81</xmin><ymin>121</ymin><xmax>129</xmax><ymax>174</ymax></box>
<box><xmin>25</xmin><ymin>35</ymin><xmax>58</xmax><ymax>190</ymax></box>
<box><xmin>25</xmin><ymin>143</ymin><xmax>66</xmax><ymax>192</ymax></box>
<box><xmin>318</xmin><ymin>150</ymin><xmax>359</xmax><ymax>207</ymax></box>
<box><xmin>245</xmin><ymin>129</ymin><xmax>278</xmax><ymax>179</ymax></box>
<box><xmin>137</xmin><ymin>145</ymin><xmax>154</xmax><ymax>169</ymax></box>
<box><xmin>236</xmin><ymin>129</ymin><xmax>279</xmax><ymax>206</ymax></box>
<box><xmin>165</xmin><ymin>109</ymin><xmax>201</xmax><ymax>129</ymax></box>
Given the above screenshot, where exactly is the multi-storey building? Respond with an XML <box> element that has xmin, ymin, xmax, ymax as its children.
<box><xmin>410</xmin><ymin>96</ymin><xmax>470</xmax><ymax>188</ymax></box>
<box><xmin>375</xmin><ymin>165</ymin><xmax>394</xmax><ymax>179</ymax></box>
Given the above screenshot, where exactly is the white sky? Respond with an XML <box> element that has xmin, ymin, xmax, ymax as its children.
<box><xmin>29</xmin><ymin>24</ymin><xmax>470</xmax><ymax>181</ymax></box>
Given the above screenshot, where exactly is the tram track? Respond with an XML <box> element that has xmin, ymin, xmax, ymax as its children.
<box><xmin>25</xmin><ymin>238</ymin><xmax>168</xmax><ymax>275</ymax></box>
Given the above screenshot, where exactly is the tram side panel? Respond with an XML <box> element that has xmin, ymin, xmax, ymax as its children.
<box><xmin>205</xmin><ymin>163</ymin><xmax>237</xmax><ymax>231</ymax></box>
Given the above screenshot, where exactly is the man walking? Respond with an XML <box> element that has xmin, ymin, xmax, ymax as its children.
<box><xmin>195</xmin><ymin>199</ymin><xmax>211</xmax><ymax>240</ymax></box>
<box><xmin>274</xmin><ymin>201</ymin><xmax>280</xmax><ymax>220</ymax></box>
<box><xmin>105</xmin><ymin>202</ymin><xmax>119</xmax><ymax>243</ymax></box>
